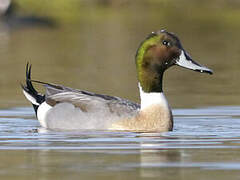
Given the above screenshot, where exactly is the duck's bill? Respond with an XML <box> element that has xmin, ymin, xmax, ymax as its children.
<box><xmin>175</xmin><ymin>50</ymin><xmax>213</xmax><ymax>75</ymax></box>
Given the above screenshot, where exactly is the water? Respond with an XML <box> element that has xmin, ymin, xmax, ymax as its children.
<box><xmin>1</xmin><ymin>106</ymin><xmax>240</xmax><ymax>179</ymax></box>
<box><xmin>0</xmin><ymin>0</ymin><xmax>240</xmax><ymax>179</ymax></box>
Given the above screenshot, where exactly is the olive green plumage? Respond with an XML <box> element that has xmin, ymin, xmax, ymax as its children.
<box><xmin>135</xmin><ymin>32</ymin><xmax>162</xmax><ymax>93</ymax></box>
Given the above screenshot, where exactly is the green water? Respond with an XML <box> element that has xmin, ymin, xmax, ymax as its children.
<box><xmin>0</xmin><ymin>0</ymin><xmax>240</xmax><ymax>179</ymax></box>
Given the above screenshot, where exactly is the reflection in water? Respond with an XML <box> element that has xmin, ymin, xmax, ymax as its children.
<box><xmin>0</xmin><ymin>0</ymin><xmax>240</xmax><ymax>179</ymax></box>
<box><xmin>0</xmin><ymin>106</ymin><xmax>240</xmax><ymax>179</ymax></box>
<box><xmin>139</xmin><ymin>148</ymin><xmax>182</xmax><ymax>178</ymax></box>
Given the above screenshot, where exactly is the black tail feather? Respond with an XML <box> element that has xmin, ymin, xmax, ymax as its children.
<box><xmin>22</xmin><ymin>63</ymin><xmax>45</xmax><ymax>113</ymax></box>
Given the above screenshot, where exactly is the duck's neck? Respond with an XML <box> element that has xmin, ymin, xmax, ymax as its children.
<box><xmin>137</xmin><ymin>67</ymin><xmax>164</xmax><ymax>93</ymax></box>
<box><xmin>138</xmin><ymin>83</ymin><xmax>169</xmax><ymax>110</ymax></box>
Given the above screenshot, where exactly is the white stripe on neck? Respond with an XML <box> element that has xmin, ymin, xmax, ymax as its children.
<box><xmin>138</xmin><ymin>83</ymin><xmax>169</xmax><ymax>110</ymax></box>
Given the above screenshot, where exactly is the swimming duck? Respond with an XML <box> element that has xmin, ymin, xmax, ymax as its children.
<box><xmin>22</xmin><ymin>30</ymin><xmax>213</xmax><ymax>132</ymax></box>
<box><xmin>0</xmin><ymin>0</ymin><xmax>55</xmax><ymax>29</ymax></box>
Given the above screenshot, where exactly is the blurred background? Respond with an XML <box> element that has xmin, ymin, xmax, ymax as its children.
<box><xmin>0</xmin><ymin>0</ymin><xmax>239</xmax><ymax>109</ymax></box>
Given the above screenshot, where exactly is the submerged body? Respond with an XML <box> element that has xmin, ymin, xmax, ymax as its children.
<box><xmin>22</xmin><ymin>30</ymin><xmax>212</xmax><ymax>132</ymax></box>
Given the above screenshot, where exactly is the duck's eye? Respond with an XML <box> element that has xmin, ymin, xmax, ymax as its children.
<box><xmin>162</xmin><ymin>40</ymin><xmax>171</xmax><ymax>47</ymax></box>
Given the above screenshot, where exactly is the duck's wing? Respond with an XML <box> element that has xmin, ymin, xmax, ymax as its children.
<box><xmin>32</xmin><ymin>80</ymin><xmax>140</xmax><ymax>116</ymax></box>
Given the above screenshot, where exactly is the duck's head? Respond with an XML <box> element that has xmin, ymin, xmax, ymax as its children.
<box><xmin>136</xmin><ymin>30</ymin><xmax>213</xmax><ymax>93</ymax></box>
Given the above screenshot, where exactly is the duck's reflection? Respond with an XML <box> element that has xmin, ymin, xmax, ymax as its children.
<box><xmin>139</xmin><ymin>133</ymin><xmax>184</xmax><ymax>178</ymax></box>
<box><xmin>3</xmin><ymin>131</ymin><xmax>189</xmax><ymax>179</ymax></box>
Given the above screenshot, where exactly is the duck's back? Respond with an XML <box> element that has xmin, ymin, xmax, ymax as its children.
<box><xmin>38</xmin><ymin>83</ymin><xmax>140</xmax><ymax>130</ymax></box>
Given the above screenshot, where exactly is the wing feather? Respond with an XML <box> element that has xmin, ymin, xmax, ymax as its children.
<box><xmin>31</xmin><ymin>81</ymin><xmax>140</xmax><ymax>116</ymax></box>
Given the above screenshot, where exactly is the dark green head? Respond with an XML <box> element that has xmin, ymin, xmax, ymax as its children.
<box><xmin>135</xmin><ymin>30</ymin><xmax>213</xmax><ymax>93</ymax></box>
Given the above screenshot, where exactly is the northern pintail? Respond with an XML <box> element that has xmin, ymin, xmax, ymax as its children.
<box><xmin>22</xmin><ymin>30</ymin><xmax>213</xmax><ymax>132</ymax></box>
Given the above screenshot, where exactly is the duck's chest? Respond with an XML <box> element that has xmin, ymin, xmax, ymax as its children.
<box><xmin>111</xmin><ymin>104</ymin><xmax>173</xmax><ymax>132</ymax></box>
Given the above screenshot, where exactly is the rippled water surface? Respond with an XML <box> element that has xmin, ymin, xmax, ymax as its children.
<box><xmin>0</xmin><ymin>0</ymin><xmax>240</xmax><ymax>179</ymax></box>
<box><xmin>0</xmin><ymin>106</ymin><xmax>240</xmax><ymax>179</ymax></box>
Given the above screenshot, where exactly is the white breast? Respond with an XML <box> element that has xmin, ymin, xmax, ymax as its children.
<box><xmin>138</xmin><ymin>83</ymin><xmax>169</xmax><ymax>110</ymax></box>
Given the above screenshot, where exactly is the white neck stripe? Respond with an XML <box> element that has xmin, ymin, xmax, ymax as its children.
<box><xmin>138</xmin><ymin>83</ymin><xmax>169</xmax><ymax>110</ymax></box>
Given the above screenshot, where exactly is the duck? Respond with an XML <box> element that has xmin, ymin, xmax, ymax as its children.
<box><xmin>0</xmin><ymin>0</ymin><xmax>55</xmax><ymax>29</ymax></box>
<box><xmin>22</xmin><ymin>30</ymin><xmax>213</xmax><ymax>132</ymax></box>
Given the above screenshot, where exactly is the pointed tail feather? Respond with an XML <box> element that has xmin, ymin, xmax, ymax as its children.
<box><xmin>21</xmin><ymin>63</ymin><xmax>45</xmax><ymax>114</ymax></box>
